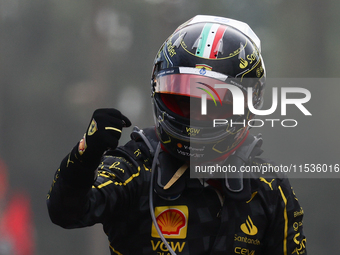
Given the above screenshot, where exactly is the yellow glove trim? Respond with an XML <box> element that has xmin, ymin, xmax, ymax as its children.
<box><xmin>105</xmin><ymin>127</ymin><xmax>122</xmax><ymax>133</ymax></box>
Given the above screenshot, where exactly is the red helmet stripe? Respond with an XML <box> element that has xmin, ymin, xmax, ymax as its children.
<box><xmin>209</xmin><ymin>25</ymin><xmax>228</xmax><ymax>59</ymax></box>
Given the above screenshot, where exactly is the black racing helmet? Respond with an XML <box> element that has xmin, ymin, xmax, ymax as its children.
<box><xmin>151</xmin><ymin>15</ymin><xmax>266</xmax><ymax>162</ymax></box>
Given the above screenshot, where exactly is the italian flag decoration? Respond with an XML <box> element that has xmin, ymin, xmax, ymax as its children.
<box><xmin>194</xmin><ymin>23</ymin><xmax>228</xmax><ymax>59</ymax></box>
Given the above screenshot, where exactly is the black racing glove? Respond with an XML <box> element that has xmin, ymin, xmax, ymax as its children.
<box><xmin>75</xmin><ymin>108</ymin><xmax>131</xmax><ymax>169</ymax></box>
<box><xmin>59</xmin><ymin>108</ymin><xmax>131</xmax><ymax>187</ymax></box>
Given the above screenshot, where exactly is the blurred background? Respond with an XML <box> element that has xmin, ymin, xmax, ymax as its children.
<box><xmin>0</xmin><ymin>0</ymin><xmax>339</xmax><ymax>254</ymax></box>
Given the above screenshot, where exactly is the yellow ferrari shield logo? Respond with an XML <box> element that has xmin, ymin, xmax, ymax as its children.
<box><xmin>87</xmin><ymin>119</ymin><xmax>98</xmax><ymax>136</ymax></box>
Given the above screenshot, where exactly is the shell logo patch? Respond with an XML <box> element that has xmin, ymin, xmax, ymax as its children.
<box><xmin>151</xmin><ymin>205</ymin><xmax>188</xmax><ymax>239</ymax></box>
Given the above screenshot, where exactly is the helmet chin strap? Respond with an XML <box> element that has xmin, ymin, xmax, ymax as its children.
<box><xmin>163</xmin><ymin>163</ymin><xmax>188</xmax><ymax>190</ymax></box>
<box><xmin>149</xmin><ymin>142</ymin><xmax>177</xmax><ymax>255</ymax></box>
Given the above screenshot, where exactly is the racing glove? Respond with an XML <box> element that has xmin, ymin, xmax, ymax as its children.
<box><xmin>75</xmin><ymin>108</ymin><xmax>131</xmax><ymax>169</ymax></box>
<box><xmin>59</xmin><ymin>108</ymin><xmax>131</xmax><ymax>187</ymax></box>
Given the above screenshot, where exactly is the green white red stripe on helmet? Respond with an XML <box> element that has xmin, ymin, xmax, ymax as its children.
<box><xmin>185</xmin><ymin>15</ymin><xmax>261</xmax><ymax>52</ymax></box>
<box><xmin>194</xmin><ymin>23</ymin><xmax>228</xmax><ymax>59</ymax></box>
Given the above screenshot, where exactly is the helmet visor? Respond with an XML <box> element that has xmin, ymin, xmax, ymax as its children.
<box><xmin>155</xmin><ymin>72</ymin><xmax>246</xmax><ymax>120</ymax></box>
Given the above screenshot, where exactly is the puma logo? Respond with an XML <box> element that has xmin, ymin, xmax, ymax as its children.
<box><xmin>259</xmin><ymin>177</ymin><xmax>275</xmax><ymax>190</ymax></box>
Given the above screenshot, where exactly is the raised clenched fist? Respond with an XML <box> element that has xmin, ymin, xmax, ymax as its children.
<box><xmin>76</xmin><ymin>108</ymin><xmax>131</xmax><ymax>169</ymax></box>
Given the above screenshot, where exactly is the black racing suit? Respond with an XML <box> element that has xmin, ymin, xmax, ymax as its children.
<box><xmin>47</xmin><ymin>127</ymin><xmax>306</xmax><ymax>255</ymax></box>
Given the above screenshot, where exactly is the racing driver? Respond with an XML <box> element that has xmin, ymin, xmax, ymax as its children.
<box><xmin>47</xmin><ymin>15</ymin><xmax>307</xmax><ymax>255</ymax></box>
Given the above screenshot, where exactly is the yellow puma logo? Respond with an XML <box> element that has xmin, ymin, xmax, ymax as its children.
<box><xmin>259</xmin><ymin>177</ymin><xmax>275</xmax><ymax>190</ymax></box>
